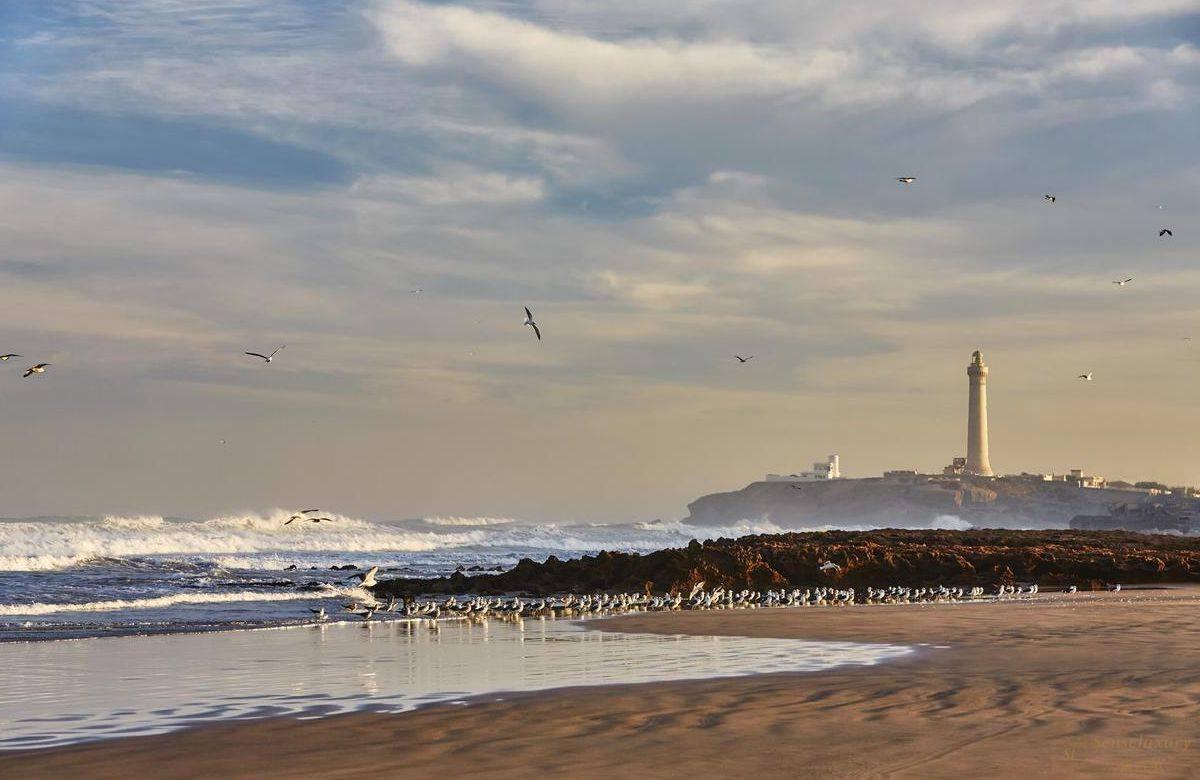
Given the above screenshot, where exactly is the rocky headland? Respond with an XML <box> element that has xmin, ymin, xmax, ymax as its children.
<box><xmin>683</xmin><ymin>474</ymin><xmax>1199</xmax><ymax>529</ymax></box>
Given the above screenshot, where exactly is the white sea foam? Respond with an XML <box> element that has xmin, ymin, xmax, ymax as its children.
<box><xmin>931</xmin><ymin>515</ymin><xmax>973</xmax><ymax>530</ymax></box>
<box><xmin>0</xmin><ymin>512</ymin><xmax>807</xmax><ymax>572</ymax></box>
<box><xmin>0</xmin><ymin>586</ymin><xmax>352</xmax><ymax>617</ymax></box>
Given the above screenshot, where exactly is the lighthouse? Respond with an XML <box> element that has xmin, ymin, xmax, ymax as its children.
<box><xmin>965</xmin><ymin>350</ymin><xmax>994</xmax><ymax>477</ymax></box>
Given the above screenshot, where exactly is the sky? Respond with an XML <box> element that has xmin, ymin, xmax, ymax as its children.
<box><xmin>0</xmin><ymin>1</ymin><xmax>1197</xmax><ymax>523</ymax></box>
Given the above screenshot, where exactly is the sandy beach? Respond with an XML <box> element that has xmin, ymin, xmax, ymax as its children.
<box><xmin>5</xmin><ymin>587</ymin><xmax>1199</xmax><ymax>779</ymax></box>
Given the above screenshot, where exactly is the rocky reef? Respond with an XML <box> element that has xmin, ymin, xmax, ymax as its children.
<box><xmin>375</xmin><ymin>529</ymin><xmax>1200</xmax><ymax>598</ymax></box>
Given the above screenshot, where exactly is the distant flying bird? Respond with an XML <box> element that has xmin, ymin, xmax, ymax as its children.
<box><xmin>409</xmin><ymin>289</ymin><xmax>423</xmax><ymax>295</ymax></box>
<box><xmin>1078</xmin><ymin>373</ymin><xmax>1093</xmax><ymax>381</ymax></box>
<box><xmin>896</xmin><ymin>176</ymin><xmax>916</xmax><ymax>184</ymax></box>
<box><xmin>819</xmin><ymin>561</ymin><xmax>841</xmax><ymax>573</ymax></box>
<box><xmin>245</xmin><ymin>346</ymin><xmax>285</xmax><ymax>363</ymax></box>
<box><xmin>23</xmin><ymin>363</ymin><xmax>50</xmax><ymax>378</ymax></box>
<box><xmin>1044</xmin><ymin>194</ymin><xmax>1056</xmax><ymax>203</ymax></box>
<box><xmin>790</xmin><ymin>484</ymin><xmax>804</xmax><ymax>491</ymax></box>
<box><xmin>523</xmin><ymin>307</ymin><xmax>541</xmax><ymax>341</ymax></box>
<box><xmin>1159</xmin><ymin>228</ymin><xmax>1173</xmax><ymax>237</ymax></box>
<box><xmin>734</xmin><ymin>355</ymin><xmax>754</xmax><ymax>363</ymax></box>
<box><xmin>1112</xmin><ymin>278</ymin><xmax>1133</xmax><ymax>286</ymax></box>
<box><xmin>284</xmin><ymin>509</ymin><xmax>320</xmax><ymax>525</ymax></box>
<box><xmin>0</xmin><ymin>354</ymin><xmax>21</xmax><ymax>361</ymax></box>
<box><xmin>310</xmin><ymin>517</ymin><xmax>334</xmax><ymax>523</ymax></box>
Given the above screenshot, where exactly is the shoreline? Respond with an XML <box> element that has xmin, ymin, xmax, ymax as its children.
<box><xmin>4</xmin><ymin>587</ymin><xmax>1199</xmax><ymax>778</ymax></box>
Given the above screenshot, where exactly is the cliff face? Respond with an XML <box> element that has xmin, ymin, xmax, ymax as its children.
<box><xmin>375</xmin><ymin>529</ymin><xmax>1200</xmax><ymax>597</ymax></box>
<box><xmin>683</xmin><ymin>476</ymin><xmax>1175</xmax><ymax>529</ymax></box>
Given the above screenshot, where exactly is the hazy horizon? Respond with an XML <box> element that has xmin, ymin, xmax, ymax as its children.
<box><xmin>1</xmin><ymin>1</ymin><xmax>1197</xmax><ymax>524</ymax></box>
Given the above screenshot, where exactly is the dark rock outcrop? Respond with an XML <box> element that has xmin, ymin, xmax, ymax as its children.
<box><xmin>375</xmin><ymin>529</ymin><xmax>1200</xmax><ymax>598</ymax></box>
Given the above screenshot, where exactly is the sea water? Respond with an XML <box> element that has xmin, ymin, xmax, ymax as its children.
<box><xmin>0</xmin><ymin>615</ymin><xmax>913</xmax><ymax>749</ymax></box>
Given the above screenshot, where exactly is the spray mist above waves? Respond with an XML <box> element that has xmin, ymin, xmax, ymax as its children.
<box><xmin>0</xmin><ymin>513</ymin><xmax>789</xmax><ymax>572</ymax></box>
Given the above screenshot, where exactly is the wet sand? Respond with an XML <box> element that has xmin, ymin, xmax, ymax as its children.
<box><xmin>5</xmin><ymin>587</ymin><xmax>1200</xmax><ymax>779</ymax></box>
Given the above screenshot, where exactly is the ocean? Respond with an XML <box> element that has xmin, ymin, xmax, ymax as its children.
<box><xmin>0</xmin><ymin>512</ymin><xmax>784</xmax><ymax>641</ymax></box>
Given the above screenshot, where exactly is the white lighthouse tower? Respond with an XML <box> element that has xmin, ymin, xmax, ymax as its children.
<box><xmin>965</xmin><ymin>350</ymin><xmax>994</xmax><ymax>477</ymax></box>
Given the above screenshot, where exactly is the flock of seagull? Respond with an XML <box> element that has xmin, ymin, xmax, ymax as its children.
<box><xmin>309</xmin><ymin>576</ymin><xmax>1119</xmax><ymax>625</ymax></box>
<box><xmin>4</xmin><ymin>180</ymin><xmax>1178</xmax><ymax>385</ymax></box>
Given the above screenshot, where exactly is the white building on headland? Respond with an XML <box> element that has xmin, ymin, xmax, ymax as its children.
<box><xmin>766</xmin><ymin>455</ymin><xmax>841</xmax><ymax>482</ymax></box>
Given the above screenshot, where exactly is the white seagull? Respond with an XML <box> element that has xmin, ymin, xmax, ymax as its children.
<box><xmin>896</xmin><ymin>176</ymin><xmax>916</xmax><ymax>184</ymax></box>
<box><xmin>523</xmin><ymin>307</ymin><xmax>541</xmax><ymax>341</ymax></box>
<box><xmin>23</xmin><ymin>363</ymin><xmax>50</xmax><ymax>378</ymax></box>
<box><xmin>245</xmin><ymin>346</ymin><xmax>285</xmax><ymax>363</ymax></box>
<box><xmin>349</xmin><ymin>565</ymin><xmax>380</xmax><ymax>589</ymax></box>
<box><xmin>1112</xmin><ymin>278</ymin><xmax>1133</xmax><ymax>286</ymax></box>
<box><xmin>309</xmin><ymin>607</ymin><xmax>328</xmax><ymax>622</ymax></box>
<box><xmin>819</xmin><ymin>561</ymin><xmax>841</xmax><ymax>573</ymax></box>
<box><xmin>1078</xmin><ymin>373</ymin><xmax>1093</xmax><ymax>381</ymax></box>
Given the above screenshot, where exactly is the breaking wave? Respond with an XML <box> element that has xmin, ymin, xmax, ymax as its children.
<box><xmin>0</xmin><ymin>586</ymin><xmax>352</xmax><ymax>617</ymax></box>
<box><xmin>0</xmin><ymin>514</ymin><xmax>789</xmax><ymax>572</ymax></box>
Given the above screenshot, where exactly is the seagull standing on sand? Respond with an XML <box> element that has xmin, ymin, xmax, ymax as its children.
<box><xmin>1078</xmin><ymin>373</ymin><xmax>1093</xmax><ymax>381</ymax></box>
<box><xmin>23</xmin><ymin>363</ymin><xmax>50</xmax><ymax>378</ymax></box>
<box><xmin>0</xmin><ymin>354</ymin><xmax>21</xmax><ymax>361</ymax></box>
<box><xmin>896</xmin><ymin>176</ymin><xmax>916</xmax><ymax>184</ymax></box>
<box><xmin>245</xmin><ymin>346</ymin><xmax>285</xmax><ymax>363</ymax></box>
<box><xmin>1112</xmin><ymin>278</ymin><xmax>1133</xmax><ymax>286</ymax></box>
<box><xmin>523</xmin><ymin>307</ymin><xmax>541</xmax><ymax>341</ymax></box>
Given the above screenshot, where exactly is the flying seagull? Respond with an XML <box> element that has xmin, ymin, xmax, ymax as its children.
<box><xmin>1044</xmin><ymin>194</ymin><xmax>1056</xmax><ymax>203</ymax></box>
<box><xmin>896</xmin><ymin>176</ymin><xmax>916</xmax><ymax>184</ymax></box>
<box><xmin>310</xmin><ymin>517</ymin><xmax>334</xmax><ymax>523</ymax></box>
<box><xmin>1078</xmin><ymin>373</ymin><xmax>1093</xmax><ymax>381</ymax></box>
<box><xmin>1159</xmin><ymin>228</ymin><xmax>1173</xmax><ymax>237</ymax></box>
<box><xmin>734</xmin><ymin>355</ymin><xmax>754</xmax><ymax>363</ymax></box>
<box><xmin>349</xmin><ymin>566</ymin><xmax>380</xmax><ymax>589</ymax></box>
<box><xmin>819</xmin><ymin>561</ymin><xmax>841</xmax><ymax>573</ymax></box>
<box><xmin>284</xmin><ymin>509</ymin><xmax>320</xmax><ymax>525</ymax></box>
<box><xmin>409</xmin><ymin>289</ymin><xmax>423</xmax><ymax>295</ymax></box>
<box><xmin>23</xmin><ymin>363</ymin><xmax>50</xmax><ymax>378</ymax></box>
<box><xmin>523</xmin><ymin>307</ymin><xmax>541</xmax><ymax>341</ymax></box>
<box><xmin>0</xmin><ymin>354</ymin><xmax>21</xmax><ymax>361</ymax></box>
<box><xmin>790</xmin><ymin>484</ymin><xmax>804</xmax><ymax>491</ymax></box>
<box><xmin>245</xmin><ymin>346</ymin><xmax>285</xmax><ymax>363</ymax></box>
<box><xmin>1112</xmin><ymin>278</ymin><xmax>1133</xmax><ymax>286</ymax></box>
